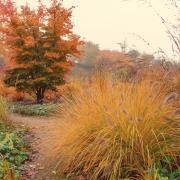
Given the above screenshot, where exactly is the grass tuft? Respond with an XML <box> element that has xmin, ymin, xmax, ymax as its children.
<box><xmin>0</xmin><ymin>96</ymin><xmax>8</xmax><ymax>121</ymax></box>
<box><xmin>57</xmin><ymin>76</ymin><xmax>180</xmax><ymax>179</ymax></box>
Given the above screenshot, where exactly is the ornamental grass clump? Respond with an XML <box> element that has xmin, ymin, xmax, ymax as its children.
<box><xmin>57</xmin><ymin>76</ymin><xmax>179</xmax><ymax>179</ymax></box>
<box><xmin>0</xmin><ymin>96</ymin><xmax>8</xmax><ymax>121</ymax></box>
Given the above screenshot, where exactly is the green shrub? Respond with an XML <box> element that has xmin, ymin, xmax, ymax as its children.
<box><xmin>153</xmin><ymin>156</ymin><xmax>180</xmax><ymax>180</ymax></box>
<box><xmin>0</xmin><ymin>124</ymin><xmax>29</xmax><ymax>179</ymax></box>
<box><xmin>10</xmin><ymin>103</ymin><xmax>57</xmax><ymax>116</ymax></box>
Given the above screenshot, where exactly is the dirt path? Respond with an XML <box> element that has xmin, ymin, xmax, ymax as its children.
<box><xmin>10</xmin><ymin>114</ymin><xmax>62</xmax><ymax>180</ymax></box>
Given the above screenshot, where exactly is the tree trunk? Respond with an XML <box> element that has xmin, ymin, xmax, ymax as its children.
<box><xmin>36</xmin><ymin>88</ymin><xmax>45</xmax><ymax>104</ymax></box>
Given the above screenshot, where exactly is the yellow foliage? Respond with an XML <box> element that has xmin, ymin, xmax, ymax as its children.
<box><xmin>0</xmin><ymin>96</ymin><xmax>8</xmax><ymax>121</ymax></box>
<box><xmin>57</xmin><ymin>75</ymin><xmax>179</xmax><ymax>179</ymax></box>
<box><xmin>59</xmin><ymin>81</ymin><xmax>82</xmax><ymax>98</ymax></box>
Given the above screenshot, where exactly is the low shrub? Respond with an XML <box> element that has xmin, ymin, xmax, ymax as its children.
<box><xmin>0</xmin><ymin>82</ymin><xmax>25</xmax><ymax>102</ymax></box>
<box><xmin>0</xmin><ymin>124</ymin><xmax>29</xmax><ymax>179</ymax></box>
<box><xmin>10</xmin><ymin>103</ymin><xmax>57</xmax><ymax>116</ymax></box>
<box><xmin>57</xmin><ymin>76</ymin><xmax>180</xmax><ymax>179</ymax></box>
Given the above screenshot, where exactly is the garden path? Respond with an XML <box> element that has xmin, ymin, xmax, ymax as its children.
<box><xmin>10</xmin><ymin>114</ymin><xmax>62</xmax><ymax>180</ymax></box>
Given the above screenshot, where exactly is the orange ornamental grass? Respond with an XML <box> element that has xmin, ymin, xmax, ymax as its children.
<box><xmin>0</xmin><ymin>95</ymin><xmax>8</xmax><ymax>121</ymax></box>
<box><xmin>56</xmin><ymin>75</ymin><xmax>179</xmax><ymax>179</ymax></box>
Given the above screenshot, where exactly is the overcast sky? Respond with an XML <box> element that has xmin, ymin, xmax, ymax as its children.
<box><xmin>16</xmin><ymin>0</ymin><xmax>178</xmax><ymax>55</ymax></box>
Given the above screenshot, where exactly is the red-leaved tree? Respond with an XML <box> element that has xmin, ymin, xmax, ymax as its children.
<box><xmin>0</xmin><ymin>0</ymin><xmax>82</xmax><ymax>103</ymax></box>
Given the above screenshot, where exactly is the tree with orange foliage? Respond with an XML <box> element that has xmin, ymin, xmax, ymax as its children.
<box><xmin>0</xmin><ymin>0</ymin><xmax>82</xmax><ymax>103</ymax></box>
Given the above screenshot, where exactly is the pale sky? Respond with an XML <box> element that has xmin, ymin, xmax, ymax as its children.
<box><xmin>16</xmin><ymin>0</ymin><xmax>178</xmax><ymax>55</ymax></box>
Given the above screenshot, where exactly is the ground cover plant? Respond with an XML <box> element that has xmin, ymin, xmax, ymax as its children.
<box><xmin>0</xmin><ymin>124</ymin><xmax>29</xmax><ymax>179</ymax></box>
<box><xmin>10</xmin><ymin>103</ymin><xmax>57</xmax><ymax>116</ymax></box>
<box><xmin>0</xmin><ymin>96</ymin><xmax>29</xmax><ymax>179</ymax></box>
<box><xmin>57</xmin><ymin>75</ymin><xmax>180</xmax><ymax>179</ymax></box>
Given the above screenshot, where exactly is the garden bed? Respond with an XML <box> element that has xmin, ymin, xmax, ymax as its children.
<box><xmin>0</xmin><ymin>123</ymin><xmax>29</xmax><ymax>179</ymax></box>
<box><xmin>10</xmin><ymin>103</ymin><xmax>58</xmax><ymax>116</ymax></box>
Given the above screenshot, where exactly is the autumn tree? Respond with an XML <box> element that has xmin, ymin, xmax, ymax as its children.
<box><xmin>0</xmin><ymin>0</ymin><xmax>82</xmax><ymax>103</ymax></box>
<box><xmin>128</xmin><ymin>49</ymin><xmax>140</xmax><ymax>60</ymax></box>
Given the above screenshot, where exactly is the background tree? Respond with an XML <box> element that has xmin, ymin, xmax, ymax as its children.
<box><xmin>128</xmin><ymin>49</ymin><xmax>140</xmax><ymax>60</ymax></box>
<box><xmin>78</xmin><ymin>41</ymin><xmax>100</xmax><ymax>66</ymax></box>
<box><xmin>0</xmin><ymin>0</ymin><xmax>82</xmax><ymax>103</ymax></box>
<box><xmin>71</xmin><ymin>41</ymin><xmax>99</xmax><ymax>80</ymax></box>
